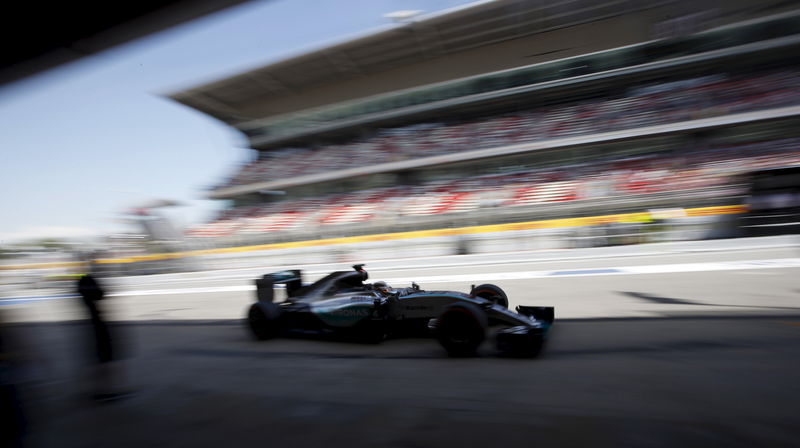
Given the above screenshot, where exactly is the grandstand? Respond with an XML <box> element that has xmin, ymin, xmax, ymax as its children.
<box><xmin>169</xmin><ymin>0</ymin><xmax>800</xmax><ymax>245</ymax></box>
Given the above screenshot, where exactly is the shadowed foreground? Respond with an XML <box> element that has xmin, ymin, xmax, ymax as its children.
<box><xmin>10</xmin><ymin>314</ymin><xmax>800</xmax><ymax>448</ymax></box>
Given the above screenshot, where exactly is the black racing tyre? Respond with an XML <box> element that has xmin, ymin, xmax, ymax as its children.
<box><xmin>472</xmin><ymin>284</ymin><xmax>509</xmax><ymax>308</ymax></box>
<box><xmin>435</xmin><ymin>303</ymin><xmax>488</xmax><ymax>357</ymax></box>
<box><xmin>247</xmin><ymin>302</ymin><xmax>282</xmax><ymax>340</ymax></box>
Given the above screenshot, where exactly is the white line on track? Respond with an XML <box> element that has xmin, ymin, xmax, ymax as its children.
<box><xmin>115</xmin><ymin>237</ymin><xmax>800</xmax><ymax>286</ymax></box>
<box><xmin>379</xmin><ymin>258</ymin><xmax>800</xmax><ymax>284</ymax></box>
<box><xmin>3</xmin><ymin>258</ymin><xmax>799</xmax><ymax>303</ymax></box>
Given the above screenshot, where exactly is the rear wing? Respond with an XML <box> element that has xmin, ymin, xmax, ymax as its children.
<box><xmin>255</xmin><ymin>269</ymin><xmax>303</xmax><ymax>303</ymax></box>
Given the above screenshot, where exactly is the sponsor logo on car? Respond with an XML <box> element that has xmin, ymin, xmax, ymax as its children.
<box><xmin>331</xmin><ymin>308</ymin><xmax>371</xmax><ymax>317</ymax></box>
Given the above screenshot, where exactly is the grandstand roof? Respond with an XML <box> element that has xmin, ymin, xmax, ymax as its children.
<box><xmin>170</xmin><ymin>0</ymin><xmax>690</xmax><ymax>124</ymax></box>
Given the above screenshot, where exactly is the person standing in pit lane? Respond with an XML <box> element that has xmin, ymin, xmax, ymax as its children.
<box><xmin>75</xmin><ymin>253</ymin><xmax>132</xmax><ymax>402</ymax></box>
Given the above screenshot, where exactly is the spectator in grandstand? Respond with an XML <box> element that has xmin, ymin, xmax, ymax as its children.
<box><xmin>219</xmin><ymin>68</ymin><xmax>798</xmax><ymax>188</ymax></box>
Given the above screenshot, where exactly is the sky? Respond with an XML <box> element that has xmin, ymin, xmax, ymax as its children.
<box><xmin>0</xmin><ymin>0</ymin><xmax>477</xmax><ymax>244</ymax></box>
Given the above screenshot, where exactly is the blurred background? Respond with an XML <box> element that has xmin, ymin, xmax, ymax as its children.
<box><xmin>1</xmin><ymin>1</ymin><xmax>799</xmax><ymax>447</ymax></box>
<box><xmin>2</xmin><ymin>0</ymin><xmax>799</xmax><ymax>276</ymax></box>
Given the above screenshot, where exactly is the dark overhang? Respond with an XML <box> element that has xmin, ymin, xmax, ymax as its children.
<box><xmin>0</xmin><ymin>0</ymin><xmax>249</xmax><ymax>87</ymax></box>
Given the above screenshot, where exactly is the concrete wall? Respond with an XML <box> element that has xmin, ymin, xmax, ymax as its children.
<box><xmin>172</xmin><ymin>215</ymin><xmax>725</xmax><ymax>273</ymax></box>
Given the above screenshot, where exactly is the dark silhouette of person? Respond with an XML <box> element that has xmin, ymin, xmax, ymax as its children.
<box><xmin>77</xmin><ymin>274</ymin><xmax>113</xmax><ymax>364</ymax></box>
<box><xmin>76</xmin><ymin>272</ymin><xmax>131</xmax><ymax>402</ymax></box>
<box><xmin>0</xmin><ymin>311</ymin><xmax>28</xmax><ymax>447</ymax></box>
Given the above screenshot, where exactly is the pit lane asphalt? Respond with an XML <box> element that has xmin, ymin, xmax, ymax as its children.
<box><xmin>4</xmin><ymin>238</ymin><xmax>800</xmax><ymax>447</ymax></box>
<box><xmin>13</xmin><ymin>315</ymin><xmax>800</xmax><ymax>447</ymax></box>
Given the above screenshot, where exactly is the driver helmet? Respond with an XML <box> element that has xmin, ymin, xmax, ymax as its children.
<box><xmin>372</xmin><ymin>281</ymin><xmax>391</xmax><ymax>294</ymax></box>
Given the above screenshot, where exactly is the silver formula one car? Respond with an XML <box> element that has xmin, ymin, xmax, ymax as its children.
<box><xmin>246</xmin><ymin>264</ymin><xmax>554</xmax><ymax>357</ymax></box>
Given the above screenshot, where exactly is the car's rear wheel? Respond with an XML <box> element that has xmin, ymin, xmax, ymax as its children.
<box><xmin>247</xmin><ymin>303</ymin><xmax>281</xmax><ymax>340</ymax></box>
<box><xmin>472</xmin><ymin>284</ymin><xmax>508</xmax><ymax>308</ymax></box>
<box><xmin>435</xmin><ymin>303</ymin><xmax>488</xmax><ymax>357</ymax></box>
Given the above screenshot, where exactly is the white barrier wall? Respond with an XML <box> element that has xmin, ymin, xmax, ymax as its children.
<box><xmin>182</xmin><ymin>215</ymin><xmax>727</xmax><ymax>272</ymax></box>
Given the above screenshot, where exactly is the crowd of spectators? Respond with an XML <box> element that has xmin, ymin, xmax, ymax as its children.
<box><xmin>215</xmin><ymin>68</ymin><xmax>800</xmax><ymax>189</ymax></box>
<box><xmin>187</xmin><ymin>138</ymin><xmax>800</xmax><ymax>237</ymax></box>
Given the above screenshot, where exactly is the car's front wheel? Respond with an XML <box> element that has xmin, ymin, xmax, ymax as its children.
<box><xmin>435</xmin><ymin>303</ymin><xmax>488</xmax><ymax>357</ymax></box>
<box><xmin>472</xmin><ymin>283</ymin><xmax>509</xmax><ymax>308</ymax></box>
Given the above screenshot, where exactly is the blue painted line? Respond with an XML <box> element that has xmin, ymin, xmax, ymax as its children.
<box><xmin>548</xmin><ymin>268</ymin><xmax>622</xmax><ymax>276</ymax></box>
<box><xmin>0</xmin><ymin>293</ymin><xmax>78</xmax><ymax>306</ymax></box>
